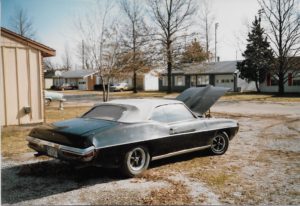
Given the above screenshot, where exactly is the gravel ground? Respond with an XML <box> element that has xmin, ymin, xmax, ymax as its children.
<box><xmin>2</xmin><ymin>101</ymin><xmax>300</xmax><ymax>205</ymax></box>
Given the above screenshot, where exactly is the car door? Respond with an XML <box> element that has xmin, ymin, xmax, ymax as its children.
<box><xmin>150</xmin><ymin>104</ymin><xmax>208</xmax><ymax>155</ymax></box>
<box><xmin>164</xmin><ymin>104</ymin><xmax>209</xmax><ymax>150</ymax></box>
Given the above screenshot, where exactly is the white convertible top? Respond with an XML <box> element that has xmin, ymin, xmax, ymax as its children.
<box><xmin>94</xmin><ymin>99</ymin><xmax>183</xmax><ymax>123</ymax></box>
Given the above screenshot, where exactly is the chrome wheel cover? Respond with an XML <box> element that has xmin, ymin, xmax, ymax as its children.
<box><xmin>211</xmin><ymin>134</ymin><xmax>226</xmax><ymax>154</ymax></box>
<box><xmin>127</xmin><ymin>148</ymin><xmax>146</xmax><ymax>171</ymax></box>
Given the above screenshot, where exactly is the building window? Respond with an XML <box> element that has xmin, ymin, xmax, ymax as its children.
<box><xmin>197</xmin><ymin>75</ymin><xmax>209</xmax><ymax>85</ymax></box>
<box><xmin>190</xmin><ymin>76</ymin><xmax>196</xmax><ymax>87</ymax></box>
<box><xmin>267</xmin><ymin>73</ymin><xmax>279</xmax><ymax>86</ymax></box>
<box><xmin>292</xmin><ymin>73</ymin><xmax>300</xmax><ymax>86</ymax></box>
<box><xmin>271</xmin><ymin>77</ymin><xmax>279</xmax><ymax>86</ymax></box>
<box><xmin>175</xmin><ymin>76</ymin><xmax>185</xmax><ymax>86</ymax></box>
<box><xmin>162</xmin><ymin>76</ymin><xmax>168</xmax><ymax>86</ymax></box>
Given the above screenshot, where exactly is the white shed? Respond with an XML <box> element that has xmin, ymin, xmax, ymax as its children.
<box><xmin>0</xmin><ymin>28</ymin><xmax>55</xmax><ymax>126</ymax></box>
<box><xmin>143</xmin><ymin>70</ymin><xmax>159</xmax><ymax>91</ymax></box>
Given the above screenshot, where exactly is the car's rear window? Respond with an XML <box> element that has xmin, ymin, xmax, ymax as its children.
<box><xmin>82</xmin><ymin>105</ymin><xmax>127</xmax><ymax>121</ymax></box>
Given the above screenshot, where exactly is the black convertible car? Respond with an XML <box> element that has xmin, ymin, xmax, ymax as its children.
<box><xmin>27</xmin><ymin>86</ymin><xmax>239</xmax><ymax>177</ymax></box>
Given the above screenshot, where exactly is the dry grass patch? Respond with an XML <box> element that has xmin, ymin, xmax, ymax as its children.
<box><xmin>54</xmin><ymin>90</ymin><xmax>101</xmax><ymax>95</ymax></box>
<box><xmin>187</xmin><ymin>163</ymin><xmax>262</xmax><ymax>205</ymax></box>
<box><xmin>140</xmin><ymin>171</ymin><xmax>192</xmax><ymax>205</ymax></box>
<box><xmin>56</xmin><ymin>90</ymin><xmax>168</xmax><ymax>98</ymax></box>
<box><xmin>111</xmin><ymin>91</ymin><xmax>168</xmax><ymax>98</ymax></box>
<box><xmin>189</xmin><ymin>171</ymin><xmax>233</xmax><ymax>187</ymax></box>
<box><xmin>2</xmin><ymin>126</ymin><xmax>33</xmax><ymax>157</ymax></box>
<box><xmin>2</xmin><ymin>106</ymin><xmax>92</xmax><ymax>157</ymax></box>
<box><xmin>142</xmin><ymin>181</ymin><xmax>191</xmax><ymax>205</ymax></box>
<box><xmin>221</xmin><ymin>93</ymin><xmax>300</xmax><ymax>102</ymax></box>
<box><xmin>45</xmin><ymin>106</ymin><xmax>91</xmax><ymax>123</ymax></box>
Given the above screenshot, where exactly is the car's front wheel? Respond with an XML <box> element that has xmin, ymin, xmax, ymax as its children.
<box><xmin>210</xmin><ymin>132</ymin><xmax>229</xmax><ymax>155</ymax></box>
<box><xmin>121</xmin><ymin>146</ymin><xmax>150</xmax><ymax>177</ymax></box>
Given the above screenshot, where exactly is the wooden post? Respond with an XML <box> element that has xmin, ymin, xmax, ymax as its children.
<box><xmin>59</xmin><ymin>99</ymin><xmax>65</xmax><ymax>110</ymax></box>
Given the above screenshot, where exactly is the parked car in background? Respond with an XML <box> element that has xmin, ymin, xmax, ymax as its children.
<box><xmin>110</xmin><ymin>83</ymin><xmax>130</xmax><ymax>92</ymax></box>
<box><xmin>28</xmin><ymin>86</ymin><xmax>238</xmax><ymax>177</ymax></box>
<box><xmin>45</xmin><ymin>90</ymin><xmax>64</xmax><ymax>106</ymax></box>
<box><xmin>58</xmin><ymin>83</ymin><xmax>77</xmax><ymax>90</ymax></box>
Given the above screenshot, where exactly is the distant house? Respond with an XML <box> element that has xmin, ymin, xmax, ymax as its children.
<box><xmin>0</xmin><ymin>27</ymin><xmax>55</xmax><ymax>126</ymax></box>
<box><xmin>111</xmin><ymin>69</ymin><xmax>160</xmax><ymax>91</ymax></box>
<box><xmin>159</xmin><ymin>61</ymin><xmax>255</xmax><ymax>92</ymax></box>
<box><xmin>53</xmin><ymin>70</ymin><xmax>99</xmax><ymax>90</ymax></box>
<box><xmin>142</xmin><ymin>70</ymin><xmax>160</xmax><ymax>91</ymax></box>
<box><xmin>259</xmin><ymin>58</ymin><xmax>300</xmax><ymax>93</ymax></box>
<box><xmin>44</xmin><ymin>70</ymin><xmax>55</xmax><ymax>89</ymax></box>
<box><xmin>136</xmin><ymin>70</ymin><xmax>160</xmax><ymax>91</ymax></box>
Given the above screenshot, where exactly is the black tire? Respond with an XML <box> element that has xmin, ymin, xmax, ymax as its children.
<box><xmin>209</xmin><ymin>131</ymin><xmax>229</xmax><ymax>155</ymax></box>
<box><xmin>121</xmin><ymin>146</ymin><xmax>150</xmax><ymax>177</ymax></box>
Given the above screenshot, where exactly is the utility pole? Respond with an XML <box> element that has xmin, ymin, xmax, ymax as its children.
<box><xmin>82</xmin><ymin>39</ymin><xmax>85</xmax><ymax>70</ymax></box>
<box><xmin>215</xmin><ymin>22</ymin><xmax>219</xmax><ymax>62</ymax></box>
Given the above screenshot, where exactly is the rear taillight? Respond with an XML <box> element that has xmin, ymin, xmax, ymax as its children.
<box><xmin>61</xmin><ymin>150</ymin><xmax>95</xmax><ymax>162</ymax></box>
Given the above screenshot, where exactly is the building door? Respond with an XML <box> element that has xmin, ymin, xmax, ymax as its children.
<box><xmin>78</xmin><ymin>80</ymin><xmax>87</xmax><ymax>90</ymax></box>
<box><xmin>190</xmin><ymin>76</ymin><xmax>196</xmax><ymax>87</ymax></box>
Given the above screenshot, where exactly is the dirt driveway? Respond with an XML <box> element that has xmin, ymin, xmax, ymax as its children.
<box><xmin>2</xmin><ymin>101</ymin><xmax>300</xmax><ymax>205</ymax></box>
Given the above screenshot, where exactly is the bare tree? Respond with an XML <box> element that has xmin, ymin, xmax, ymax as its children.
<box><xmin>76</xmin><ymin>40</ymin><xmax>94</xmax><ymax>70</ymax></box>
<box><xmin>43</xmin><ymin>58</ymin><xmax>58</xmax><ymax>71</ymax></box>
<box><xmin>119</xmin><ymin>0</ymin><xmax>151</xmax><ymax>93</ymax></box>
<box><xmin>148</xmin><ymin>0</ymin><xmax>197</xmax><ymax>93</ymax></box>
<box><xmin>61</xmin><ymin>44</ymin><xmax>72</xmax><ymax>71</ymax></box>
<box><xmin>258</xmin><ymin>0</ymin><xmax>300</xmax><ymax>94</ymax></box>
<box><xmin>101</xmin><ymin>27</ymin><xmax>124</xmax><ymax>101</ymax></box>
<box><xmin>76</xmin><ymin>0</ymin><xmax>124</xmax><ymax>101</ymax></box>
<box><xmin>199</xmin><ymin>0</ymin><xmax>215</xmax><ymax>61</ymax></box>
<box><xmin>10</xmin><ymin>7</ymin><xmax>36</xmax><ymax>38</ymax></box>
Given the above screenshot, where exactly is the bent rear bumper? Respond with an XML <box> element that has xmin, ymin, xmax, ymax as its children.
<box><xmin>26</xmin><ymin>136</ymin><xmax>95</xmax><ymax>162</ymax></box>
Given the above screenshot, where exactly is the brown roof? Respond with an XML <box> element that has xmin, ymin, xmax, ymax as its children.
<box><xmin>1</xmin><ymin>27</ymin><xmax>56</xmax><ymax>57</ymax></box>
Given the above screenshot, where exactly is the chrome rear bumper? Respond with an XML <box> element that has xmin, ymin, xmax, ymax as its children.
<box><xmin>26</xmin><ymin>136</ymin><xmax>95</xmax><ymax>162</ymax></box>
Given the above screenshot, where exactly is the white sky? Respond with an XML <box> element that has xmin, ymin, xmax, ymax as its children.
<box><xmin>3</xmin><ymin>0</ymin><xmax>262</xmax><ymax>68</ymax></box>
<box><xmin>212</xmin><ymin>0</ymin><xmax>260</xmax><ymax>61</ymax></box>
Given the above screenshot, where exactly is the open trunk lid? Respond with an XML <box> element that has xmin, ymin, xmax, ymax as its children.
<box><xmin>176</xmin><ymin>85</ymin><xmax>230</xmax><ymax>115</ymax></box>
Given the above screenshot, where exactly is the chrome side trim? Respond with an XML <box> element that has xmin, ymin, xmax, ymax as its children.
<box><xmin>26</xmin><ymin>136</ymin><xmax>95</xmax><ymax>156</ymax></box>
<box><xmin>151</xmin><ymin>145</ymin><xmax>211</xmax><ymax>161</ymax></box>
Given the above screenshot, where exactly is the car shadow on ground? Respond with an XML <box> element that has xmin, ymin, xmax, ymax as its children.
<box><xmin>1</xmin><ymin>160</ymin><xmax>121</xmax><ymax>204</ymax></box>
<box><xmin>2</xmin><ymin>150</ymin><xmax>211</xmax><ymax>204</ymax></box>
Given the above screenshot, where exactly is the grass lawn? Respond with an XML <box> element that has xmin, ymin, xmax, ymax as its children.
<box><xmin>53</xmin><ymin>89</ymin><xmax>300</xmax><ymax>102</ymax></box>
<box><xmin>45</xmin><ymin>106</ymin><xmax>91</xmax><ymax>123</ymax></box>
<box><xmin>2</xmin><ymin>91</ymin><xmax>299</xmax><ymax>157</ymax></box>
<box><xmin>1</xmin><ymin>106</ymin><xmax>91</xmax><ymax>158</ymax></box>
<box><xmin>221</xmin><ymin>92</ymin><xmax>300</xmax><ymax>102</ymax></box>
<box><xmin>55</xmin><ymin>90</ymin><xmax>169</xmax><ymax>98</ymax></box>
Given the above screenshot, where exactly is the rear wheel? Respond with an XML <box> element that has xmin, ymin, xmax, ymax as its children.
<box><xmin>121</xmin><ymin>146</ymin><xmax>150</xmax><ymax>177</ymax></box>
<box><xmin>210</xmin><ymin>132</ymin><xmax>229</xmax><ymax>155</ymax></box>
